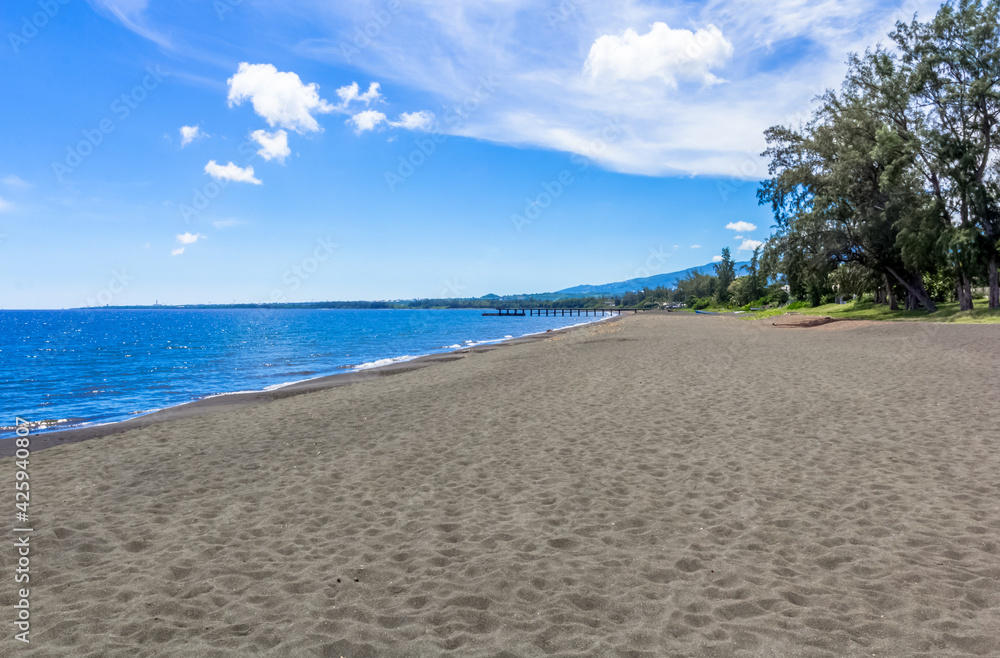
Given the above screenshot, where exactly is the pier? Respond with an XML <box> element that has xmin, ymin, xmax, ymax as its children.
<box><xmin>482</xmin><ymin>308</ymin><xmax>644</xmax><ymax>317</ymax></box>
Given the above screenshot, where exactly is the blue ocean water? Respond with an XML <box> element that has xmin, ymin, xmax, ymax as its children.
<box><xmin>0</xmin><ymin>308</ymin><xmax>604</xmax><ymax>436</ymax></box>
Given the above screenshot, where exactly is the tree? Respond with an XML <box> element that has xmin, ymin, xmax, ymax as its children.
<box><xmin>740</xmin><ymin>246</ymin><xmax>766</xmax><ymax>303</ymax></box>
<box><xmin>713</xmin><ymin>248</ymin><xmax>736</xmax><ymax>304</ymax></box>
<box><xmin>892</xmin><ymin>0</ymin><xmax>1000</xmax><ymax>308</ymax></box>
<box><xmin>759</xmin><ymin>74</ymin><xmax>939</xmax><ymax>312</ymax></box>
<box><xmin>674</xmin><ymin>271</ymin><xmax>718</xmax><ymax>301</ymax></box>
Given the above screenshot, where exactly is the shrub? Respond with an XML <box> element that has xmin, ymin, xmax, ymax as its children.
<box><xmin>786</xmin><ymin>300</ymin><xmax>811</xmax><ymax>310</ymax></box>
<box><xmin>768</xmin><ymin>288</ymin><xmax>790</xmax><ymax>305</ymax></box>
<box><xmin>692</xmin><ymin>298</ymin><xmax>712</xmax><ymax>310</ymax></box>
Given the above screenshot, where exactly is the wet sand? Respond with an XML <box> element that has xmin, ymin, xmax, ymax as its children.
<box><xmin>2</xmin><ymin>313</ymin><xmax>999</xmax><ymax>657</ymax></box>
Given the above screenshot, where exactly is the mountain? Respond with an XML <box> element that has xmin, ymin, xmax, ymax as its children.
<box><xmin>551</xmin><ymin>260</ymin><xmax>750</xmax><ymax>297</ymax></box>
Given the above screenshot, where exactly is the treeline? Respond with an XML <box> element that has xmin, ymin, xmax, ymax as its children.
<box><xmin>616</xmin><ymin>248</ymin><xmax>790</xmax><ymax>309</ymax></box>
<box><xmin>758</xmin><ymin>0</ymin><xmax>1000</xmax><ymax>312</ymax></box>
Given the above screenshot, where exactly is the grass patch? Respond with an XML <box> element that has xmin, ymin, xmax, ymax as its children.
<box><xmin>739</xmin><ymin>308</ymin><xmax>793</xmax><ymax>321</ymax></box>
<box><xmin>789</xmin><ymin>300</ymin><xmax>1000</xmax><ymax>324</ymax></box>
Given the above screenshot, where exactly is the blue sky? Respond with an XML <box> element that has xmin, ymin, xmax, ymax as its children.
<box><xmin>0</xmin><ymin>0</ymin><xmax>940</xmax><ymax>308</ymax></box>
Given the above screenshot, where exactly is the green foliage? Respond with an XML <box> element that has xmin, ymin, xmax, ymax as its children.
<box><xmin>786</xmin><ymin>301</ymin><xmax>812</xmax><ymax>310</ymax></box>
<box><xmin>713</xmin><ymin>248</ymin><xmax>736</xmax><ymax>304</ymax></box>
<box><xmin>676</xmin><ymin>272</ymin><xmax>718</xmax><ymax>302</ymax></box>
<box><xmin>767</xmin><ymin>286</ymin><xmax>789</xmax><ymax>305</ymax></box>
<box><xmin>756</xmin><ymin>1</ymin><xmax>1000</xmax><ymax>313</ymax></box>
<box><xmin>923</xmin><ymin>270</ymin><xmax>956</xmax><ymax>303</ymax></box>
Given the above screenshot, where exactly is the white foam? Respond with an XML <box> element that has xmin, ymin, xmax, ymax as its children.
<box><xmin>350</xmin><ymin>355</ymin><xmax>419</xmax><ymax>371</ymax></box>
<box><xmin>202</xmin><ymin>389</ymin><xmax>262</xmax><ymax>398</ymax></box>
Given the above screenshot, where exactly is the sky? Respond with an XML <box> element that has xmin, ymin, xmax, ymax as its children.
<box><xmin>0</xmin><ymin>0</ymin><xmax>942</xmax><ymax>308</ymax></box>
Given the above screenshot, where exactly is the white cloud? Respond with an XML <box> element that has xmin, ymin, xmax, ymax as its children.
<box><xmin>101</xmin><ymin>0</ymin><xmax>948</xmax><ymax>178</ymax></box>
<box><xmin>734</xmin><ymin>235</ymin><xmax>743</xmax><ymax>239</ymax></box>
<box><xmin>0</xmin><ymin>196</ymin><xmax>11</xmax><ymax>212</ymax></box>
<box><xmin>336</xmin><ymin>81</ymin><xmax>382</xmax><ymax>108</ymax></box>
<box><xmin>348</xmin><ymin>110</ymin><xmax>388</xmax><ymax>133</ymax></box>
<box><xmin>204</xmin><ymin>160</ymin><xmax>262</xmax><ymax>185</ymax></box>
<box><xmin>738</xmin><ymin>238</ymin><xmax>764</xmax><ymax>251</ymax></box>
<box><xmin>180</xmin><ymin>125</ymin><xmax>205</xmax><ymax>147</ymax></box>
<box><xmin>348</xmin><ymin>109</ymin><xmax>436</xmax><ymax>134</ymax></box>
<box><xmin>2</xmin><ymin>175</ymin><xmax>28</xmax><ymax>188</ymax></box>
<box><xmin>177</xmin><ymin>232</ymin><xmax>204</xmax><ymax>245</ymax></box>
<box><xmin>389</xmin><ymin>111</ymin><xmax>435</xmax><ymax>131</ymax></box>
<box><xmin>171</xmin><ymin>247</ymin><xmax>186</xmax><ymax>256</ymax></box>
<box><xmin>726</xmin><ymin>221</ymin><xmax>757</xmax><ymax>232</ymax></box>
<box><xmin>585</xmin><ymin>22</ymin><xmax>733</xmax><ymax>88</ymax></box>
<box><xmin>251</xmin><ymin>129</ymin><xmax>291</xmax><ymax>163</ymax></box>
<box><xmin>712</xmin><ymin>255</ymin><xmax>724</xmax><ymax>262</ymax></box>
<box><xmin>690</xmin><ymin>244</ymin><xmax>702</xmax><ymax>249</ymax></box>
<box><xmin>227</xmin><ymin>62</ymin><xmax>335</xmax><ymax>133</ymax></box>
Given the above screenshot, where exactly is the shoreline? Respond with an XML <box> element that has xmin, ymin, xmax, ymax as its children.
<box><xmin>0</xmin><ymin>313</ymin><xmax>619</xmax><ymax>458</ymax></box>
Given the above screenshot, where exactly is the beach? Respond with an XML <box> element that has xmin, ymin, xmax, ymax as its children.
<box><xmin>3</xmin><ymin>312</ymin><xmax>999</xmax><ymax>657</ymax></box>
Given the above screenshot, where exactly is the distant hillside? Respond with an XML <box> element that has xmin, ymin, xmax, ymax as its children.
<box><xmin>551</xmin><ymin>260</ymin><xmax>750</xmax><ymax>297</ymax></box>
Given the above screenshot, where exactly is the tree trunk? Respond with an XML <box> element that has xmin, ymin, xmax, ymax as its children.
<box><xmin>886</xmin><ymin>267</ymin><xmax>936</xmax><ymax>313</ymax></box>
<box><xmin>906</xmin><ymin>273</ymin><xmax>930</xmax><ymax>311</ymax></box>
<box><xmin>885</xmin><ymin>276</ymin><xmax>899</xmax><ymax>311</ymax></box>
<box><xmin>989</xmin><ymin>252</ymin><xmax>999</xmax><ymax>309</ymax></box>
<box><xmin>958</xmin><ymin>272</ymin><xmax>974</xmax><ymax>311</ymax></box>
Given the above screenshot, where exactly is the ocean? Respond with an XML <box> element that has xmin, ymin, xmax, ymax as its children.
<box><xmin>0</xmin><ymin>308</ymin><xmax>605</xmax><ymax>437</ymax></box>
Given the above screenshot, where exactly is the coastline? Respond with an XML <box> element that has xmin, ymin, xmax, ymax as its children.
<box><xmin>0</xmin><ymin>313</ymin><xmax>618</xmax><ymax>458</ymax></box>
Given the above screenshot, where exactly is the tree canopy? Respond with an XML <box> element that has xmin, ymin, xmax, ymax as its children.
<box><xmin>758</xmin><ymin>0</ymin><xmax>1000</xmax><ymax>312</ymax></box>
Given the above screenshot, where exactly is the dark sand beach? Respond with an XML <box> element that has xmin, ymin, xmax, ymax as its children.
<box><xmin>2</xmin><ymin>313</ymin><xmax>999</xmax><ymax>657</ymax></box>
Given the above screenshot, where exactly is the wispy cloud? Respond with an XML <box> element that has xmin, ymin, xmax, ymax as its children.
<box><xmin>93</xmin><ymin>0</ymin><xmax>946</xmax><ymax>178</ymax></box>
<box><xmin>690</xmin><ymin>244</ymin><xmax>702</xmax><ymax>249</ymax></box>
<box><xmin>2</xmin><ymin>175</ymin><xmax>29</xmax><ymax>188</ymax></box>
<box><xmin>204</xmin><ymin>160</ymin><xmax>262</xmax><ymax>184</ymax></box>
<box><xmin>88</xmin><ymin>0</ymin><xmax>172</xmax><ymax>50</ymax></box>
<box><xmin>213</xmin><ymin>218</ymin><xmax>244</xmax><ymax>228</ymax></box>
<box><xmin>0</xmin><ymin>196</ymin><xmax>12</xmax><ymax>212</ymax></box>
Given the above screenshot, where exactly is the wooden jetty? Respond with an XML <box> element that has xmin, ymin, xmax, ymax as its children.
<box><xmin>482</xmin><ymin>308</ymin><xmax>643</xmax><ymax>317</ymax></box>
